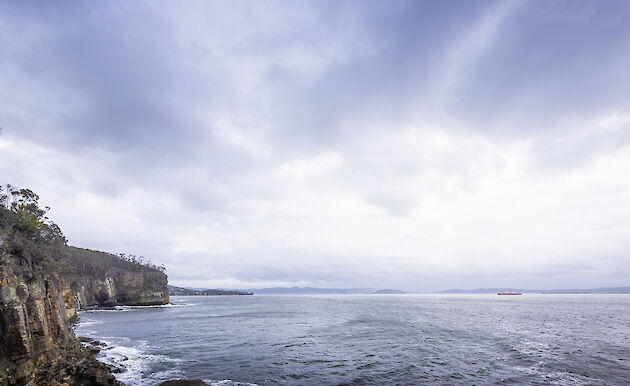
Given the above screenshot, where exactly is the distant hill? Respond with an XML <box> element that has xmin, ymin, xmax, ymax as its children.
<box><xmin>436</xmin><ymin>287</ymin><xmax>630</xmax><ymax>294</ymax></box>
<box><xmin>373</xmin><ymin>289</ymin><xmax>408</xmax><ymax>294</ymax></box>
<box><xmin>436</xmin><ymin>288</ymin><xmax>530</xmax><ymax>294</ymax></box>
<box><xmin>168</xmin><ymin>285</ymin><xmax>252</xmax><ymax>296</ymax></box>
<box><xmin>246</xmin><ymin>287</ymin><xmax>407</xmax><ymax>295</ymax></box>
<box><xmin>539</xmin><ymin>286</ymin><xmax>630</xmax><ymax>294</ymax></box>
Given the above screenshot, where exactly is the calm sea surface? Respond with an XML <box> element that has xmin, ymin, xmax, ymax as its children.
<box><xmin>73</xmin><ymin>294</ymin><xmax>630</xmax><ymax>385</ymax></box>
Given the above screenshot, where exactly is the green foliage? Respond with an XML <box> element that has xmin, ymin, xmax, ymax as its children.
<box><xmin>0</xmin><ymin>184</ymin><xmax>66</xmax><ymax>245</ymax></box>
<box><xmin>1</xmin><ymin>185</ymin><xmax>68</xmax><ymax>270</ymax></box>
<box><xmin>61</xmin><ymin>246</ymin><xmax>166</xmax><ymax>279</ymax></box>
<box><xmin>0</xmin><ymin>184</ymin><xmax>166</xmax><ymax>279</ymax></box>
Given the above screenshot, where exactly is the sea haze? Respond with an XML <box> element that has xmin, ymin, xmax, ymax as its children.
<box><xmin>246</xmin><ymin>287</ymin><xmax>407</xmax><ymax>295</ymax></box>
<box><xmin>74</xmin><ymin>294</ymin><xmax>630</xmax><ymax>385</ymax></box>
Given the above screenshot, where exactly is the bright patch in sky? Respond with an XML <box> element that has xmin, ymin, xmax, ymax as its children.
<box><xmin>1</xmin><ymin>0</ymin><xmax>629</xmax><ymax>291</ymax></box>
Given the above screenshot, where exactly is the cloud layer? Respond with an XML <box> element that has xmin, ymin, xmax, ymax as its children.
<box><xmin>1</xmin><ymin>0</ymin><xmax>630</xmax><ymax>291</ymax></box>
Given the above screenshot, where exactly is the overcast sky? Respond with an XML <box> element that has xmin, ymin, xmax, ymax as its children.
<box><xmin>1</xmin><ymin>0</ymin><xmax>630</xmax><ymax>291</ymax></box>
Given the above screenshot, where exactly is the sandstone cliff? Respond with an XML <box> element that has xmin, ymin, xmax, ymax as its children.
<box><xmin>0</xmin><ymin>248</ymin><xmax>120</xmax><ymax>385</ymax></box>
<box><xmin>0</xmin><ymin>186</ymin><xmax>170</xmax><ymax>385</ymax></box>
<box><xmin>63</xmin><ymin>247</ymin><xmax>170</xmax><ymax>308</ymax></box>
<box><xmin>0</xmin><ymin>244</ymin><xmax>170</xmax><ymax>385</ymax></box>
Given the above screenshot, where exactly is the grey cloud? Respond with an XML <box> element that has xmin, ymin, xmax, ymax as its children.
<box><xmin>2</xmin><ymin>0</ymin><xmax>630</xmax><ymax>291</ymax></box>
<box><xmin>445</xmin><ymin>0</ymin><xmax>630</xmax><ymax>135</ymax></box>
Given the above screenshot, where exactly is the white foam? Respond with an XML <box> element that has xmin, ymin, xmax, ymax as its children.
<box><xmin>70</xmin><ymin>333</ymin><xmax>181</xmax><ymax>385</ymax></box>
<box><xmin>83</xmin><ymin>303</ymin><xmax>192</xmax><ymax>312</ymax></box>
<box><xmin>206</xmin><ymin>380</ymin><xmax>258</xmax><ymax>386</ymax></box>
<box><xmin>102</xmin><ymin>338</ymin><xmax>182</xmax><ymax>385</ymax></box>
<box><xmin>74</xmin><ymin>318</ymin><xmax>103</xmax><ymax>328</ymax></box>
<box><xmin>73</xmin><ymin>315</ymin><xmax>104</xmax><ymax>336</ymax></box>
<box><xmin>71</xmin><ymin>306</ymin><xmax>254</xmax><ymax>385</ymax></box>
<box><xmin>127</xmin><ymin>303</ymin><xmax>191</xmax><ymax>308</ymax></box>
<box><xmin>80</xmin><ymin>307</ymin><xmax>130</xmax><ymax>313</ymax></box>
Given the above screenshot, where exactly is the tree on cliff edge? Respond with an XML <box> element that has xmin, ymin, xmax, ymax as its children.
<box><xmin>1</xmin><ymin>184</ymin><xmax>66</xmax><ymax>243</ymax></box>
<box><xmin>0</xmin><ymin>184</ymin><xmax>67</xmax><ymax>268</ymax></box>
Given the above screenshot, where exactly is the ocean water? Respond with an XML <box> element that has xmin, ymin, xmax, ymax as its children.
<box><xmin>73</xmin><ymin>294</ymin><xmax>630</xmax><ymax>385</ymax></box>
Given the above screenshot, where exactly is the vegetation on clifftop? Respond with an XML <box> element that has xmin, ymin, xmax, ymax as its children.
<box><xmin>1</xmin><ymin>184</ymin><xmax>166</xmax><ymax>280</ymax></box>
<box><xmin>0</xmin><ymin>184</ymin><xmax>129</xmax><ymax>385</ymax></box>
<box><xmin>0</xmin><ymin>184</ymin><xmax>67</xmax><ymax>272</ymax></box>
<box><xmin>1</xmin><ymin>184</ymin><xmax>169</xmax><ymax>310</ymax></box>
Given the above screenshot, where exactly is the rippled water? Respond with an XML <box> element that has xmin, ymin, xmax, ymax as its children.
<box><xmin>73</xmin><ymin>294</ymin><xmax>630</xmax><ymax>385</ymax></box>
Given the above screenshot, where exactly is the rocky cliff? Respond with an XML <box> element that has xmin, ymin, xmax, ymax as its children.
<box><xmin>0</xmin><ymin>248</ymin><xmax>120</xmax><ymax>385</ymax></box>
<box><xmin>0</xmin><ymin>186</ymin><xmax>169</xmax><ymax>385</ymax></box>
<box><xmin>63</xmin><ymin>247</ymin><xmax>170</xmax><ymax>308</ymax></box>
<box><xmin>0</xmin><ymin>245</ymin><xmax>170</xmax><ymax>385</ymax></box>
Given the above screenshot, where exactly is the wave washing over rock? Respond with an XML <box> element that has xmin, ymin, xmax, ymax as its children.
<box><xmin>75</xmin><ymin>313</ymin><xmax>184</xmax><ymax>385</ymax></box>
<box><xmin>74</xmin><ymin>308</ymin><xmax>258</xmax><ymax>386</ymax></box>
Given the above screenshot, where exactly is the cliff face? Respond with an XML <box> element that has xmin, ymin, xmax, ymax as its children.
<box><xmin>0</xmin><ymin>250</ymin><xmax>120</xmax><ymax>385</ymax></box>
<box><xmin>0</xmin><ymin>245</ymin><xmax>170</xmax><ymax>385</ymax></box>
<box><xmin>64</xmin><ymin>246</ymin><xmax>170</xmax><ymax>308</ymax></box>
<box><xmin>76</xmin><ymin>269</ymin><xmax>170</xmax><ymax>308</ymax></box>
<box><xmin>0</xmin><ymin>246</ymin><xmax>169</xmax><ymax>386</ymax></box>
<box><xmin>0</xmin><ymin>187</ymin><xmax>170</xmax><ymax>385</ymax></box>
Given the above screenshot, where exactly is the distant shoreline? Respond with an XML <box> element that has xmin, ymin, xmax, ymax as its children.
<box><xmin>168</xmin><ymin>285</ymin><xmax>630</xmax><ymax>295</ymax></box>
<box><xmin>168</xmin><ymin>284</ymin><xmax>252</xmax><ymax>296</ymax></box>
